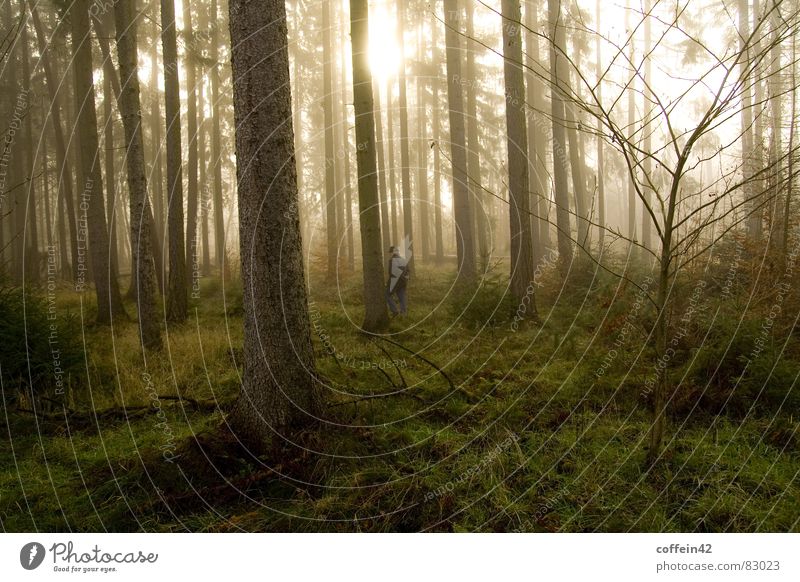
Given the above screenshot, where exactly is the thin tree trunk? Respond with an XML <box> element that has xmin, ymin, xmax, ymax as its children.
<box><xmin>595</xmin><ymin>0</ymin><xmax>605</xmax><ymax>255</ymax></box>
<box><xmin>416</xmin><ymin>26</ymin><xmax>431</xmax><ymax>263</ymax></box>
<box><xmin>444</xmin><ymin>0</ymin><xmax>476</xmax><ymax>284</ymax></box>
<box><xmin>626</xmin><ymin>0</ymin><xmax>637</xmax><ymax>246</ymax></box>
<box><xmin>114</xmin><ymin>0</ymin><xmax>162</xmax><ymax>350</ymax></box>
<box><xmin>396</xmin><ymin>0</ymin><xmax>414</xmax><ymax>270</ymax></box>
<box><xmin>739</xmin><ymin>0</ymin><xmax>757</xmax><ymax>241</ymax></box>
<box><xmin>525</xmin><ymin>0</ymin><xmax>549</xmax><ymax>264</ymax></box>
<box><xmin>18</xmin><ymin>2</ymin><xmax>39</xmax><ymax>282</ymax></box>
<box><xmin>183</xmin><ymin>0</ymin><xmax>200</xmax><ymax>290</ymax></box>
<box><xmin>641</xmin><ymin>0</ymin><xmax>653</xmax><ymax>253</ymax></box>
<box><xmin>465</xmin><ymin>2</ymin><xmax>488</xmax><ymax>270</ymax></box>
<box><xmin>149</xmin><ymin>29</ymin><xmax>166</xmax><ymax>273</ymax></box>
<box><xmin>386</xmin><ymin>76</ymin><xmax>399</xmax><ymax>244</ymax></box>
<box><xmin>210</xmin><ymin>0</ymin><xmax>226</xmax><ymax>274</ymax></box>
<box><xmin>322</xmin><ymin>0</ymin><xmax>338</xmax><ymax>279</ymax></box>
<box><xmin>547</xmin><ymin>0</ymin><xmax>573</xmax><ymax>267</ymax></box>
<box><xmin>502</xmin><ymin>0</ymin><xmax>537</xmax><ymax>311</ymax></box>
<box><xmin>71</xmin><ymin>0</ymin><xmax>126</xmax><ymax>323</ymax></box>
<box><xmin>432</xmin><ymin>11</ymin><xmax>444</xmax><ymax>263</ymax></box>
<box><xmin>350</xmin><ymin>0</ymin><xmax>389</xmax><ymax>332</ymax></box>
<box><xmin>339</xmin><ymin>22</ymin><xmax>355</xmax><ymax>272</ymax></box>
<box><xmin>161</xmin><ymin>0</ymin><xmax>187</xmax><ymax>321</ymax></box>
<box><xmin>373</xmin><ymin>76</ymin><xmax>392</xmax><ymax>255</ymax></box>
<box><xmin>228</xmin><ymin>0</ymin><xmax>321</xmax><ymax>449</ymax></box>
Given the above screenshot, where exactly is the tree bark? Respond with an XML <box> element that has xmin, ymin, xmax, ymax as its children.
<box><xmin>444</xmin><ymin>0</ymin><xmax>476</xmax><ymax>284</ymax></box>
<box><xmin>322</xmin><ymin>0</ymin><xmax>339</xmax><ymax>279</ymax></box>
<box><xmin>114</xmin><ymin>0</ymin><xmax>162</xmax><ymax>350</ymax></box>
<box><xmin>183</xmin><ymin>0</ymin><xmax>200</xmax><ymax>290</ymax></box>
<box><xmin>502</xmin><ymin>0</ymin><xmax>537</xmax><ymax>310</ymax></box>
<box><xmin>466</xmin><ymin>2</ymin><xmax>488</xmax><ymax>269</ymax></box>
<box><xmin>210</xmin><ymin>0</ymin><xmax>226</xmax><ymax>274</ymax></box>
<box><xmin>228</xmin><ymin>0</ymin><xmax>321</xmax><ymax>449</ymax></box>
<box><xmin>350</xmin><ymin>0</ymin><xmax>390</xmax><ymax>333</ymax></box>
<box><xmin>161</xmin><ymin>0</ymin><xmax>187</xmax><ymax>322</ymax></box>
<box><xmin>396</xmin><ymin>0</ymin><xmax>414</xmax><ymax>271</ymax></box>
<box><xmin>71</xmin><ymin>0</ymin><xmax>126</xmax><ymax>323</ymax></box>
<box><xmin>547</xmin><ymin>0</ymin><xmax>573</xmax><ymax>267</ymax></box>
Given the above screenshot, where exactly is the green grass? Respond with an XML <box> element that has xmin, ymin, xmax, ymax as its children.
<box><xmin>1</xmin><ymin>258</ymin><xmax>798</xmax><ymax>532</ymax></box>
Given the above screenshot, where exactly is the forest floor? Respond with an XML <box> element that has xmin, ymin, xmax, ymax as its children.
<box><xmin>1</xmin><ymin>253</ymin><xmax>799</xmax><ymax>532</ymax></box>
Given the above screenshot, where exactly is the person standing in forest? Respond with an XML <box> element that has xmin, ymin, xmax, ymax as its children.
<box><xmin>386</xmin><ymin>245</ymin><xmax>409</xmax><ymax>317</ymax></box>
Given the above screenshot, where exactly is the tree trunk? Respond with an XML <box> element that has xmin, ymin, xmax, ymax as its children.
<box><xmin>339</xmin><ymin>26</ymin><xmax>355</xmax><ymax>272</ymax></box>
<box><xmin>595</xmin><ymin>0</ymin><xmax>605</xmax><ymax>255</ymax></box>
<box><xmin>322</xmin><ymin>0</ymin><xmax>338</xmax><ymax>279</ymax></box>
<box><xmin>565</xmin><ymin>67</ymin><xmax>588</xmax><ymax>250</ymax></box>
<box><xmin>183</xmin><ymin>0</ymin><xmax>200</xmax><ymax>291</ymax></box>
<box><xmin>373</xmin><ymin>76</ymin><xmax>392</xmax><ymax>255</ymax></box>
<box><xmin>626</xmin><ymin>0</ymin><xmax>637</xmax><ymax>246</ymax></box>
<box><xmin>739</xmin><ymin>0</ymin><xmax>757</xmax><ymax>242</ymax></box>
<box><xmin>228</xmin><ymin>0</ymin><xmax>321</xmax><ymax>450</ymax></box>
<box><xmin>547</xmin><ymin>0</ymin><xmax>573</xmax><ymax>267</ymax></box>
<box><xmin>71</xmin><ymin>0</ymin><xmax>126</xmax><ymax>323</ymax></box>
<box><xmin>350</xmin><ymin>0</ymin><xmax>389</xmax><ymax>333</ymax></box>
<box><xmin>465</xmin><ymin>2</ymin><xmax>488</xmax><ymax>270</ymax></box>
<box><xmin>641</xmin><ymin>0</ymin><xmax>653</xmax><ymax>253</ymax></box>
<box><xmin>396</xmin><ymin>0</ymin><xmax>414</xmax><ymax>271</ymax></box>
<box><xmin>114</xmin><ymin>0</ymin><xmax>162</xmax><ymax>350</ymax></box>
<box><xmin>148</xmin><ymin>29</ymin><xmax>166</xmax><ymax>276</ymax></box>
<box><xmin>416</xmin><ymin>26</ymin><xmax>431</xmax><ymax>263</ymax></box>
<box><xmin>432</xmin><ymin>12</ymin><xmax>444</xmax><ymax>263</ymax></box>
<box><xmin>18</xmin><ymin>2</ymin><xmax>39</xmax><ymax>283</ymax></box>
<box><xmin>502</xmin><ymin>0</ymin><xmax>537</xmax><ymax>310</ymax></box>
<box><xmin>444</xmin><ymin>0</ymin><xmax>476</xmax><ymax>284</ymax></box>
<box><xmin>210</xmin><ymin>0</ymin><xmax>226</xmax><ymax>274</ymax></box>
<box><xmin>161</xmin><ymin>0</ymin><xmax>187</xmax><ymax>322</ymax></box>
<box><xmin>386</xmin><ymin>76</ymin><xmax>399</xmax><ymax>244</ymax></box>
<box><xmin>525</xmin><ymin>0</ymin><xmax>550</xmax><ymax>263</ymax></box>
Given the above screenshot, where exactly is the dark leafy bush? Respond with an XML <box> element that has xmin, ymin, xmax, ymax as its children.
<box><xmin>0</xmin><ymin>285</ymin><xmax>83</xmax><ymax>406</ymax></box>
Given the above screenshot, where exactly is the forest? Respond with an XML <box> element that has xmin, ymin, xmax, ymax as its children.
<box><xmin>0</xmin><ymin>0</ymin><xmax>798</xmax><ymax>533</ymax></box>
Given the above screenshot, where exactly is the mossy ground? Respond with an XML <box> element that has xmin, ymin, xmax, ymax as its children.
<box><xmin>1</xmin><ymin>254</ymin><xmax>798</xmax><ymax>532</ymax></box>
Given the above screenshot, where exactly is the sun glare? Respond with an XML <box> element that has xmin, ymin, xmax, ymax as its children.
<box><xmin>368</xmin><ymin>4</ymin><xmax>401</xmax><ymax>83</ymax></box>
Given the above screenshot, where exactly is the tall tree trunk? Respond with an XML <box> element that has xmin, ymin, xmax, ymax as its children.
<box><xmin>444</xmin><ymin>0</ymin><xmax>476</xmax><ymax>284</ymax></box>
<box><xmin>432</xmin><ymin>11</ymin><xmax>444</xmax><ymax>263</ymax></box>
<box><xmin>114</xmin><ymin>0</ymin><xmax>161</xmax><ymax>350</ymax></box>
<box><xmin>322</xmin><ymin>0</ymin><xmax>338</xmax><ymax>279</ymax></box>
<box><xmin>210</xmin><ymin>0</ymin><xmax>226</xmax><ymax>274</ymax></box>
<box><xmin>102</xmin><ymin>47</ymin><xmax>119</xmax><ymax>283</ymax></box>
<box><xmin>525</xmin><ymin>0</ymin><xmax>550</xmax><ymax>263</ymax></box>
<box><xmin>547</xmin><ymin>0</ymin><xmax>573</xmax><ymax>267</ymax></box>
<box><xmin>161</xmin><ymin>0</ymin><xmax>187</xmax><ymax>322</ymax></box>
<box><xmin>626</xmin><ymin>0</ymin><xmax>637</xmax><ymax>246</ymax></box>
<box><xmin>373</xmin><ymin>76</ymin><xmax>392</xmax><ymax>255</ymax></box>
<box><xmin>228</xmin><ymin>0</ymin><xmax>321</xmax><ymax>450</ymax></box>
<box><xmin>18</xmin><ymin>2</ymin><xmax>39</xmax><ymax>283</ymax></box>
<box><xmin>465</xmin><ymin>2</ymin><xmax>488</xmax><ymax>270</ymax></box>
<box><xmin>641</xmin><ymin>0</ymin><xmax>653</xmax><ymax>253</ymax></box>
<box><xmin>416</xmin><ymin>26</ymin><xmax>431</xmax><ymax>263</ymax></box>
<box><xmin>386</xmin><ymin>76</ymin><xmax>399</xmax><ymax>244</ymax></box>
<box><xmin>739</xmin><ymin>0</ymin><xmax>757</xmax><ymax>241</ymax></box>
<box><xmin>183</xmin><ymin>0</ymin><xmax>200</xmax><ymax>290</ymax></box>
<box><xmin>199</xmin><ymin>75</ymin><xmax>211</xmax><ymax>276</ymax></box>
<box><xmin>71</xmin><ymin>0</ymin><xmax>126</xmax><ymax>323</ymax></box>
<box><xmin>148</xmin><ymin>29</ymin><xmax>166</xmax><ymax>274</ymax></box>
<box><xmin>782</xmin><ymin>14</ymin><xmax>796</xmax><ymax>263</ymax></box>
<box><xmin>502</xmin><ymin>0</ymin><xmax>537</xmax><ymax>311</ymax></box>
<box><xmin>565</xmin><ymin>67</ymin><xmax>588</xmax><ymax>250</ymax></box>
<box><xmin>595</xmin><ymin>0</ymin><xmax>605</xmax><ymax>255</ymax></box>
<box><xmin>396</xmin><ymin>0</ymin><xmax>414</xmax><ymax>270</ymax></box>
<box><xmin>350</xmin><ymin>0</ymin><xmax>389</xmax><ymax>333</ymax></box>
<box><xmin>339</xmin><ymin>23</ymin><xmax>355</xmax><ymax>272</ymax></box>
<box><xmin>751</xmin><ymin>0</ymin><xmax>765</xmax><ymax>241</ymax></box>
